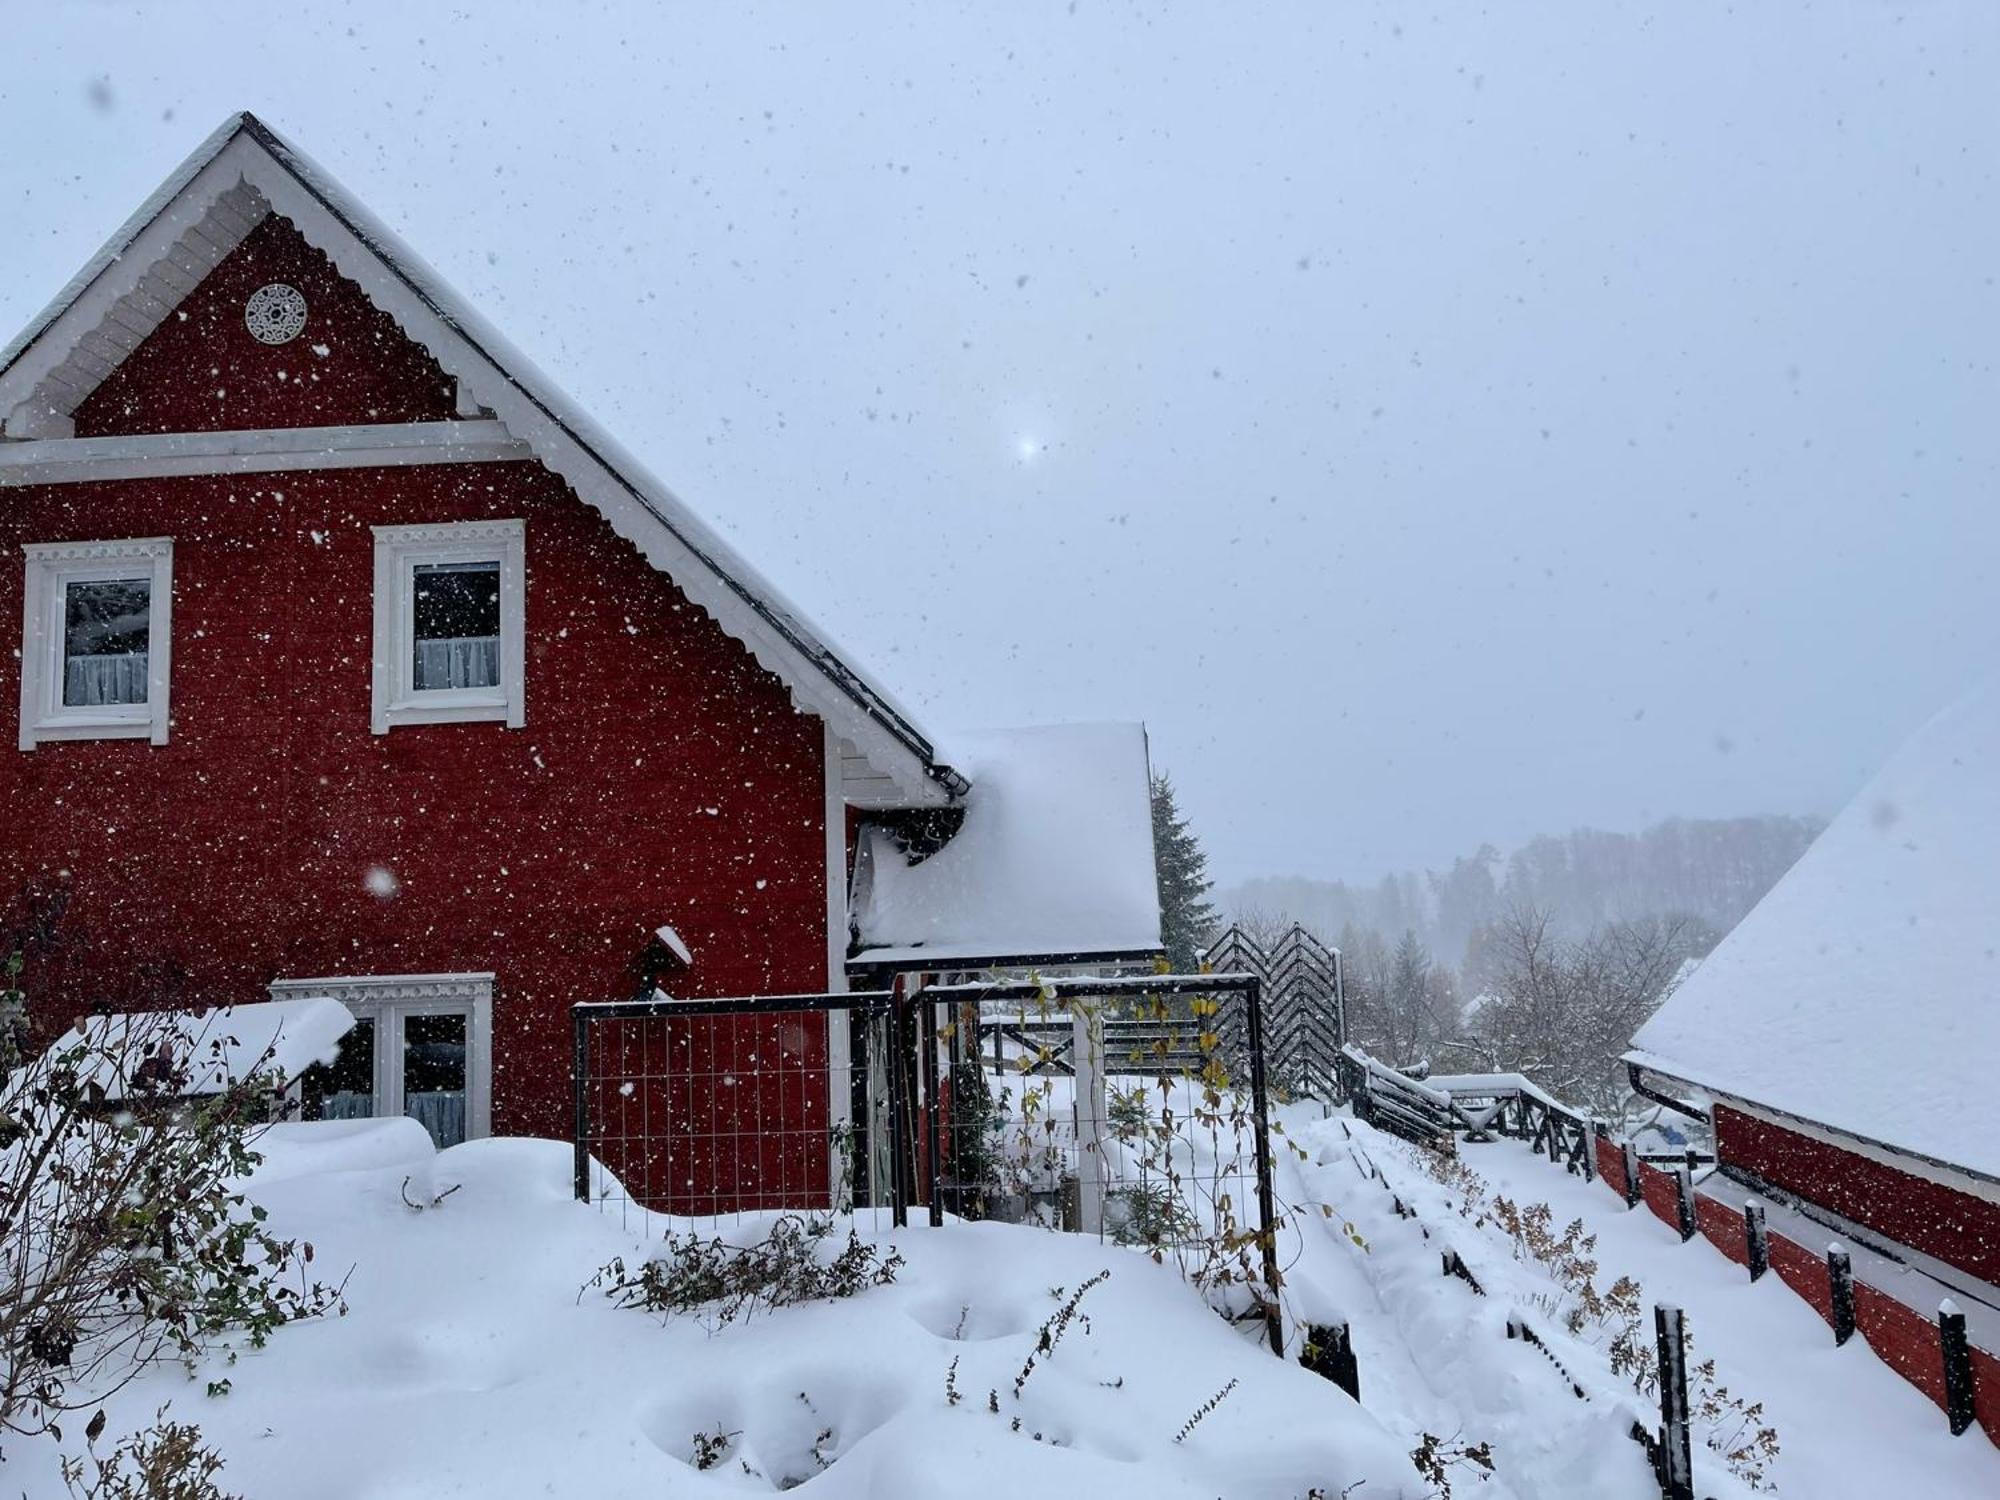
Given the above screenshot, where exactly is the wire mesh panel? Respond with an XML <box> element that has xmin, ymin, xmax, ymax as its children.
<box><xmin>572</xmin><ymin>993</ymin><xmax>893</xmax><ymax>1231</ymax></box>
<box><xmin>929</xmin><ymin>974</ymin><xmax>1284</xmax><ymax>1353</ymax></box>
<box><xmin>570</xmin><ymin>977</ymin><xmax>1285</xmax><ymax>1354</ymax></box>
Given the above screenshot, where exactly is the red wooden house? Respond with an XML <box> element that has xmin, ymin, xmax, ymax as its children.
<box><xmin>0</xmin><ymin>113</ymin><xmax>1162</xmax><ymax>1200</ymax></box>
<box><xmin>1627</xmin><ymin>684</ymin><xmax>2000</xmax><ymax>1351</ymax></box>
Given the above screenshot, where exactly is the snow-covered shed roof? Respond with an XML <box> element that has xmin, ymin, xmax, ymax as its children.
<box><xmin>1628</xmin><ymin>681</ymin><xmax>2000</xmax><ymax>1180</ymax></box>
<box><xmin>850</xmin><ymin>722</ymin><xmax>1164</xmax><ymax>969</ymax></box>
<box><xmin>0</xmin><ymin>111</ymin><xmax>962</xmax><ymax>808</ymax></box>
<box><xmin>38</xmin><ymin>998</ymin><xmax>354</xmax><ymax>1101</ymax></box>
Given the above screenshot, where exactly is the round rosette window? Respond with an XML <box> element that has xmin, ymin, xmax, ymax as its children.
<box><xmin>244</xmin><ymin>282</ymin><xmax>308</xmax><ymax>345</ymax></box>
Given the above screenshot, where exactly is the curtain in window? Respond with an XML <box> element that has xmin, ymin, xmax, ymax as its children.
<box><xmin>405</xmin><ymin>1091</ymin><xmax>467</xmax><ymax>1148</ymax></box>
<box><xmin>413</xmin><ymin>636</ymin><xmax>500</xmax><ymax>691</ymax></box>
<box><xmin>63</xmin><ymin>651</ymin><xmax>149</xmax><ymax>707</ymax></box>
<box><xmin>320</xmin><ymin>1091</ymin><xmax>376</xmax><ymax>1122</ymax></box>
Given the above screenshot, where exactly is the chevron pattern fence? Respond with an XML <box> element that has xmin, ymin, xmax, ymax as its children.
<box><xmin>1202</xmin><ymin>923</ymin><xmax>1346</xmax><ymax>1102</ymax></box>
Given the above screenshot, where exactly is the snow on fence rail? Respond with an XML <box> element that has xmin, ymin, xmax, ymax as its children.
<box><xmin>1333</xmin><ymin>1044</ymin><xmax>1606</xmax><ymax>1179</ymax></box>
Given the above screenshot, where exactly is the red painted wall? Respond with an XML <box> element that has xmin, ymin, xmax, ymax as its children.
<box><xmin>1714</xmin><ymin>1105</ymin><xmax>2000</xmax><ymax>1287</ymax></box>
<box><xmin>1594</xmin><ymin>1125</ymin><xmax>2000</xmax><ymax>1437</ymax></box>
<box><xmin>1765</xmin><ymin>1229</ymin><xmax>1835</xmax><ymax>1327</ymax></box>
<box><xmin>1638</xmin><ymin>1161</ymin><xmax>1681</xmax><ymax>1233</ymax></box>
<box><xmin>1853</xmin><ymin>1283</ymin><xmax>1948</xmax><ymax>1411</ymax></box>
<box><xmin>1594</xmin><ymin>1134</ymin><xmax>1628</xmax><ymax>1198</ymax></box>
<box><xmin>1693</xmin><ymin>1191</ymin><xmax>1750</xmax><ymax>1268</ymax></box>
<box><xmin>74</xmin><ymin>214</ymin><xmax>458</xmax><ymax>436</ymax></box>
<box><xmin>1973</xmin><ymin>1347</ymin><xmax>2000</xmax><ymax>1447</ymax></box>
<box><xmin>1</xmin><ymin>218</ymin><xmax>836</xmax><ymax>1188</ymax></box>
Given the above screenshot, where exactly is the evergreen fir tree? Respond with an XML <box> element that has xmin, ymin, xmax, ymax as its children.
<box><xmin>1152</xmin><ymin>772</ymin><xmax>1220</xmax><ymax>971</ymax></box>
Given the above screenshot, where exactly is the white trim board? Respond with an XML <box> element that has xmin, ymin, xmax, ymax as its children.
<box><xmin>0</xmin><ymin>113</ymin><xmax>961</xmax><ymax>810</ymax></box>
<box><xmin>370</xmin><ymin>518</ymin><xmax>527</xmax><ymax>733</ymax></box>
<box><xmin>0</xmin><ymin>420</ymin><xmax>530</xmax><ymax>487</ymax></box>
<box><xmin>18</xmin><ymin>536</ymin><xmax>174</xmax><ymax>750</ymax></box>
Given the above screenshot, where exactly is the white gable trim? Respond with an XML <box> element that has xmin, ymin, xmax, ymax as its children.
<box><xmin>0</xmin><ymin>420</ymin><xmax>529</xmax><ymax>486</ymax></box>
<box><xmin>0</xmin><ymin>117</ymin><xmax>959</xmax><ymax>808</ymax></box>
<box><xmin>1</xmin><ymin>123</ymin><xmax>260</xmax><ymax>438</ymax></box>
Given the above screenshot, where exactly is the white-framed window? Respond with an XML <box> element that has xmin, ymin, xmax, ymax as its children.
<box><xmin>17</xmin><ymin>537</ymin><xmax>174</xmax><ymax>751</ymax></box>
<box><xmin>370</xmin><ymin>520</ymin><xmax>525</xmax><ymax>733</ymax></box>
<box><xmin>270</xmin><ymin>972</ymin><xmax>494</xmax><ymax>1148</ymax></box>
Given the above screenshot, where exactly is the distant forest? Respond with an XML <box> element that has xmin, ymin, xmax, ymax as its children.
<box><xmin>1224</xmin><ymin>814</ymin><xmax>1824</xmax><ymax>973</ymax></box>
<box><xmin>1221</xmin><ymin>815</ymin><xmax>1823</xmax><ymax>1112</ymax></box>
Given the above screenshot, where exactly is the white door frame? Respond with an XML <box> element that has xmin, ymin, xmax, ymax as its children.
<box><xmin>269</xmin><ymin>971</ymin><xmax>494</xmax><ymax>1140</ymax></box>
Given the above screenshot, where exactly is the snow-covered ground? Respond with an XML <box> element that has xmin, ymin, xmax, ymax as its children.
<box><xmin>1281</xmin><ymin>1109</ymin><xmax>2000</xmax><ymax>1499</ymax></box>
<box><xmin>12</xmin><ymin>1106</ymin><xmax>1993</xmax><ymax>1497</ymax></box>
<box><xmin>4</xmin><ymin>1117</ymin><xmax>1420</xmax><ymax>1499</ymax></box>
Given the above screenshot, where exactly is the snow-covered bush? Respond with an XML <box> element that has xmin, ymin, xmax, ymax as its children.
<box><xmin>0</xmin><ymin>1000</ymin><xmax>346</xmax><ymax>1447</ymax></box>
<box><xmin>592</xmin><ymin>1213</ymin><xmax>902</xmax><ymax>1327</ymax></box>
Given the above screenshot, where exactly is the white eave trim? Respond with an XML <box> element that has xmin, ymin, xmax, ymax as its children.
<box><xmin>0</xmin><ymin>420</ymin><xmax>530</xmax><ymax>487</ymax></box>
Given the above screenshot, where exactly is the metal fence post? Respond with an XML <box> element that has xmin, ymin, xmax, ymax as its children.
<box><xmin>1654</xmin><ymin>1304</ymin><xmax>1694</xmax><ymax>1500</ymax></box>
<box><xmin>887</xmin><ymin>978</ymin><xmax>911</xmax><ymax>1229</ymax></box>
<box><xmin>1940</xmin><ymin>1300</ymin><xmax>1977</xmax><ymax>1437</ymax></box>
<box><xmin>1828</xmin><ymin>1244</ymin><xmax>1856</xmax><ymax>1346</ymax></box>
<box><xmin>1241</xmin><ymin>975</ymin><xmax>1285</xmax><ymax>1357</ymax></box>
<box><xmin>1622</xmin><ymin>1141</ymin><xmax>1643</xmax><ymax>1208</ymax></box>
<box><xmin>920</xmin><ymin>989</ymin><xmax>944</xmax><ymax>1228</ymax></box>
<box><xmin>1672</xmin><ymin>1165</ymin><xmax>1697</xmax><ymax>1242</ymax></box>
<box><xmin>1744</xmin><ymin>1200</ymin><xmax>1769</xmax><ymax>1282</ymax></box>
<box><xmin>1070</xmin><ymin>993</ymin><xmax>1107</xmax><ymax>1237</ymax></box>
<box><xmin>571</xmin><ymin>1007</ymin><xmax>591</xmax><ymax>1204</ymax></box>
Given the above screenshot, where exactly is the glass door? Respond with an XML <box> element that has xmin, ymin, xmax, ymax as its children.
<box><xmin>398</xmin><ymin>1010</ymin><xmax>470</xmax><ymax>1148</ymax></box>
<box><xmin>302</xmin><ymin>1016</ymin><xmax>376</xmax><ymax>1121</ymax></box>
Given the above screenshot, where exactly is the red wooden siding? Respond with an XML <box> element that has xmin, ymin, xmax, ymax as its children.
<box><xmin>1638</xmin><ymin>1161</ymin><xmax>1680</xmax><ymax>1232</ymax></box>
<box><xmin>74</xmin><ymin>215</ymin><xmax>459</xmax><ymax>437</ymax></box>
<box><xmin>1973</xmin><ymin>1347</ymin><xmax>2000</xmax><ymax>1447</ymax></box>
<box><xmin>1</xmin><ymin>220</ymin><xmax>834</xmax><ymax>1169</ymax></box>
<box><xmin>1693</xmin><ymin>1190</ymin><xmax>1750</xmax><ymax>1268</ymax></box>
<box><xmin>1714</xmin><ymin>1105</ymin><xmax>2000</xmax><ymax>1286</ymax></box>
<box><xmin>1765</xmin><ymin>1229</ymin><xmax>1835</xmax><ymax>1326</ymax></box>
<box><xmin>1852</xmin><ymin>1282</ymin><xmax>1949</xmax><ymax>1411</ymax></box>
<box><xmin>1592</xmin><ymin>1127</ymin><xmax>2000</xmax><ymax>1440</ymax></box>
<box><xmin>1594</xmin><ymin>1133</ymin><xmax>1628</xmax><ymax>1197</ymax></box>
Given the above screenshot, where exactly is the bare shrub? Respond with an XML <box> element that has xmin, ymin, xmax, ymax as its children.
<box><xmin>1</xmin><ymin>998</ymin><xmax>347</xmax><ymax>1444</ymax></box>
<box><xmin>1409</xmin><ymin>1431</ymin><xmax>1495</xmax><ymax>1496</ymax></box>
<box><xmin>59</xmin><ymin>1409</ymin><xmax>240</xmax><ymax>1500</ymax></box>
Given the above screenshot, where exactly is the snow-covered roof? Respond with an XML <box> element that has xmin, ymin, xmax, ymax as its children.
<box><xmin>850</xmin><ymin>722</ymin><xmax>1163</xmax><ymax>968</ymax></box>
<box><xmin>39</xmin><ymin>998</ymin><xmax>354</xmax><ymax>1101</ymax></box>
<box><xmin>1629</xmin><ymin>681</ymin><xmax>2000</xmax><ymax>1180</ymax></box>
<box><xmin>0</xmin><ymin>112</ymin><xmax>962</xmax><ymax>808</ymax></box>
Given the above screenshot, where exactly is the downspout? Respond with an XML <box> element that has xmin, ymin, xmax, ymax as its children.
<box><xmin>1627</xmin><ymin>1061</ymin><xmax>1708</xmax><ymax>1122</ymax></box>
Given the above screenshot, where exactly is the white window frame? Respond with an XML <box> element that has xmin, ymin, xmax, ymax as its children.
<box><xmin>268</xmin><ymin>971</ymin><xmax>494</xmax><ymax>1141</ymax></box>
<box><xmin>17</xmin><ymin>536</ymin><xmax>174</xmax><ymax>751</ymax></box>
<box><xmin>370</xmin><ymin>519</ymin><xmax>525</xmax><ymax>733</ymax></box>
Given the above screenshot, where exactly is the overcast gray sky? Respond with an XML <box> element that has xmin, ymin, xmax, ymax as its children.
<box><xmin>5</xmin><ymin>2</ymin><xmax>1995</xmax><ymax>885</ymax></box>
